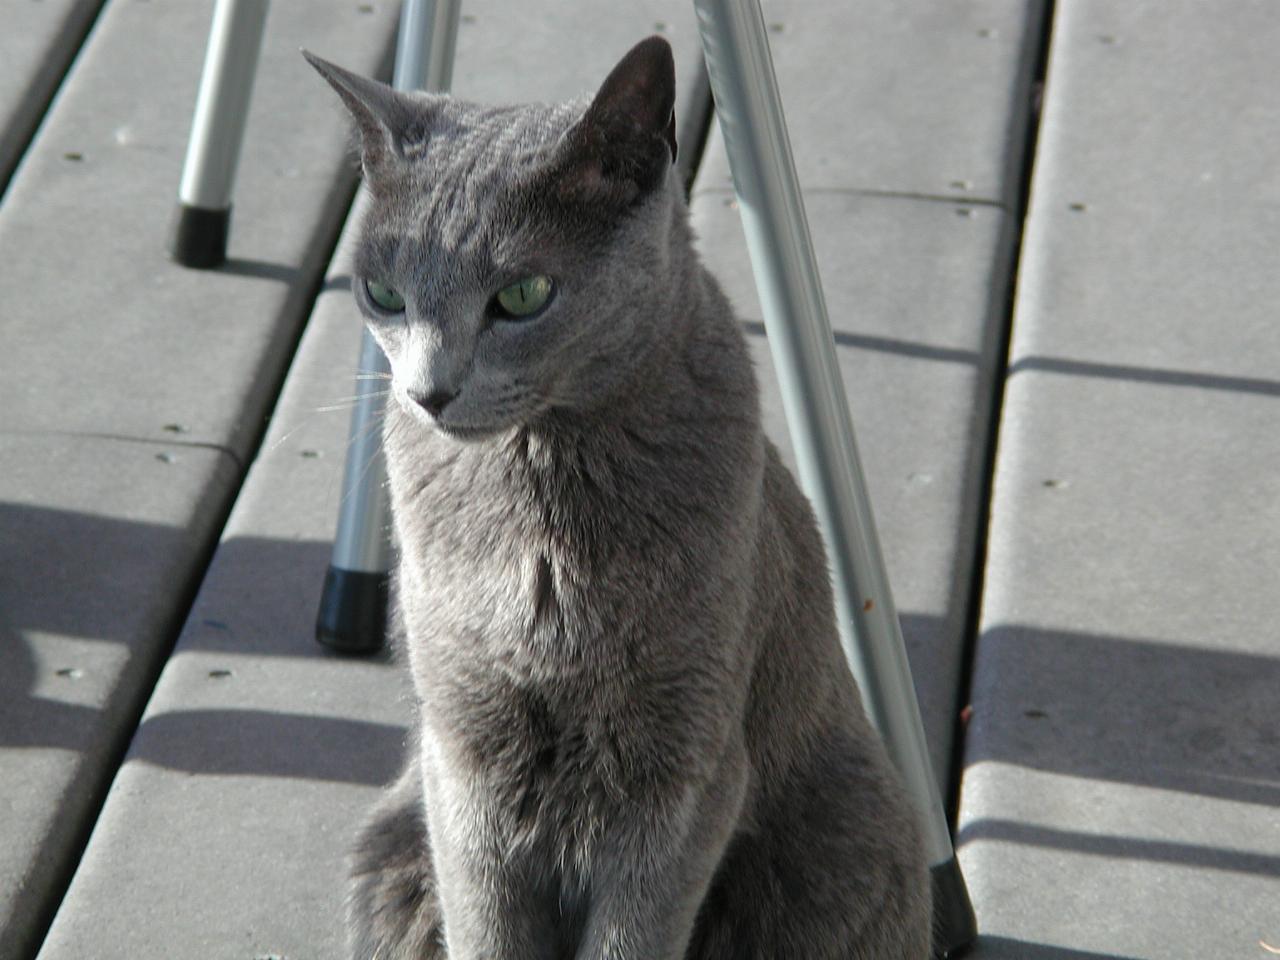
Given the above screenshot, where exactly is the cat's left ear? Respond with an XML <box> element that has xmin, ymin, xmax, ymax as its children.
<box><xmin>303</xmin><ymin>51</ymin><xmax>434</xmax><ymax>186</ymax></box>
<box><xmin>557</xmin><ymin>36</ymin><xmax>678</xmax><ymax>206</ymax></box>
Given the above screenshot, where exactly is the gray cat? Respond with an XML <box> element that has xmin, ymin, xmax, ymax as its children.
<box><xmin>306</xmin><ymin>36</ymin><xmax>930</xmax><ymax>960</ymax></box>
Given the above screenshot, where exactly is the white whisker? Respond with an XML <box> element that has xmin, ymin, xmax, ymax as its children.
<box><xmin>312</xmin><ymin>389</ymin><xmax>392</xmax><ymax>413</ymax></box>
<box><xmin>327</xmin><ymin>409</ymin><xmax>393</xmax><ymax>506</ymax></box>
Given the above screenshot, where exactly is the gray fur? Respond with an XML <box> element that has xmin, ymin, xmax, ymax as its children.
<box><xmin>307</xmin><ymin>37</ymin><xmax>930</xmax><ymax>960</ymax></box>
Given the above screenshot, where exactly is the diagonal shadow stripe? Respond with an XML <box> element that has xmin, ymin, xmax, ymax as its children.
<box><xmin>1009</xmin><ymin>355</ymin><xmax>1280</xmax><ymax>398</ymax></box>
<box><xmin>958</xmin><ymin>818</ymin><xmax>1280</xmax><ymax>879</ymax></box>
<box><xmin>964</xmin><ymin>934</ymin><xmax>1141</xmax><ymax>959</ymax></box>
<box><xmin>739</xmin><ymin>319</ymin><xmax>981</xmax><ymax>365</ymax></box>
<box><xmin>130</xmin><ymin>709</ymin><xmax>407</xmax><ymax>787</ymax></box>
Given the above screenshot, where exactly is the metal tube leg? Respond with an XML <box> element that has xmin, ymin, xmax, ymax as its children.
<box><xmin>692</xmin><ymin>1</ymin><xmax>976</xmax><ymax>955</ymax></box>
<box><xmin>394</xmin><ymin>0</ymin><xmax>462</xmax><ymax>91</ymax></box>
<box><xmin>315</xmin><ymin>301</ymin><xmax>394</xmax><ymax>653</ymax></box>
<box><xmin>171</xmin><ymin>0</ymin><xmax>269</xmax><ymax>268</ymax></box>
<box><xmin>315</xmin><ymin>0</ymin><xmax>463</xmax><ymax>654</ymax></box>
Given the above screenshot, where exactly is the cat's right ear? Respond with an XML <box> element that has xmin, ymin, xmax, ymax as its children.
<box><xmin>303</xmin><ymin>51</ymin><xmax>431</xmax><ymax>186</ymax></box>
<box><xmin>553</xmin><ymin>36</ymin><xmax>678</xmax><ymax>208</ymax></box>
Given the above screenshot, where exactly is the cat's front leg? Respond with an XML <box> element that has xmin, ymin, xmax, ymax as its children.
<box><xmin>419</xmin><ymin>754</ymin><xmax>554</xmax><ymax>960</ymax></box>
<box><xmin>577</xmin><ymin>737</ymin><xmax>749</xmax><ymax>960</ymax></box>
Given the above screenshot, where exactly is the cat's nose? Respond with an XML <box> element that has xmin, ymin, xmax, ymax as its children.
<box><xmin>411</xmin><ymin>388</ymin><xmax>457</xmax><ymax>417</ymax></box>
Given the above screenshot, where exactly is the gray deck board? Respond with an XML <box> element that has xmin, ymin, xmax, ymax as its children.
<box><xmin>0</xmin><ymin>0</ymin><xmax>101</xmax><ymax>193</ymax></box>
<box><xmin>0</xmin><ymin>0</ymin><xmax>396</xmax><ymax>462</ymax></box>
<box><xmin>697</xmin><ymin>0</ymin><xmax>1046</xmax><ymax>205</ymax></box>
<box><xmin>32</xmin><ymin>298</ymin><xmax>408</xmax><ymax>960</ymax></box>
<box><xmin>957</xmin><ymin>1</ymin><xmax>1280</xmax><ymax>955</ymax></box>
<box><xmin>450</xmin><ymin>0</ymin><xmax>704</xmax><ymax>104</ymax></box>
<box><xmin>0</xmin><ymin>435</ymin><xmax>239</xmax><ymax>960</ymax></box>
<box><xmin>0</xmin><ymin>1</ymin><xmax>400</xmax><ymax>956</ymax></box>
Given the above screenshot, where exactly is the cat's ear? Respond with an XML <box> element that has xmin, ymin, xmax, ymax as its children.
<box><xmin>302</xmin><ymin>51</ymin><xmax>432</xmax><ymax>185</ymax></box>
<box><xmin>558</xmin><ymin>36</ymin><xmax>678</xmax><ymax>206</ymax></box>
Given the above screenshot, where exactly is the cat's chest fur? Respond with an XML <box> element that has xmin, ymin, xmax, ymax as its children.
<box><xmin>387</xmin><ymin>383</ymin><xmax>757</xmax><ymax>643</ymax></box>
<box><xmin>384</xmin><ymin>396</ymin><xmax>763</xmax><ymax>804</ymax></box>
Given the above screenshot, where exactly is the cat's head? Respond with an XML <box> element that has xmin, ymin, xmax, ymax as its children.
<box><xmin>305</xmin><ymin>37</ymin><xmax>685</xmax><ymax>440</ymax></box>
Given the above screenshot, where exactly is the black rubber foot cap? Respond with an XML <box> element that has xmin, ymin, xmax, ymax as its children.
<box><xmin>931</xmin><ymin>855</ymin><xmax>978</xmax><ymax>959</ymax></box>
<box><xmin>316</xmin><ymin>566</ymin><xmax>388</xmax><ymax>655</ymax></box>
<box><xmin>170</xmin><ymin>203</ymin><xmax>230</xmax><ymax>268</ymax></box>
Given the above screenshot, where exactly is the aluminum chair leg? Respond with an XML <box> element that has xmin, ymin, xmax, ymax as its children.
<box><xmin>692</xmin><ymin>1</ymin><xmax>977</xmax><ymax>954</ymax></box>
<box><xmin>315</xmin><ymin>0</ymin><xmax>462</xmax><ymax>653</ymax></box>
<box><xmin>171</xmin><ymin>0</ymin><xmax>269</xmax><ymax>268</ymax></box>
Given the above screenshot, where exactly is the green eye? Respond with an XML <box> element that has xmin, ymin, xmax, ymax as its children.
<box><xmin>495</xmin><ymin>275</ymin><xmax>553</xmax><ymax>318</ymax></box>
<box><xmin>365</xmin><ymin>279</ymin><xmax>405</xmax><ymax>313</ymax></box>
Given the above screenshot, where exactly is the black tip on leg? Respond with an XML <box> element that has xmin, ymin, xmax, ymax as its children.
<box><xmin>316</xmin><ymin>565</ymin><xmax>389</xmax><ymax>655</ymax></box>
<box><xmin>931</xmin><ymin>855</ymin><xmax>978</xmax><ymax>958</ymax></box>
<box><xmin>170</xmin><ymin>203</ymin><xmax>231</xmax><ymax>269</ymax></box>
